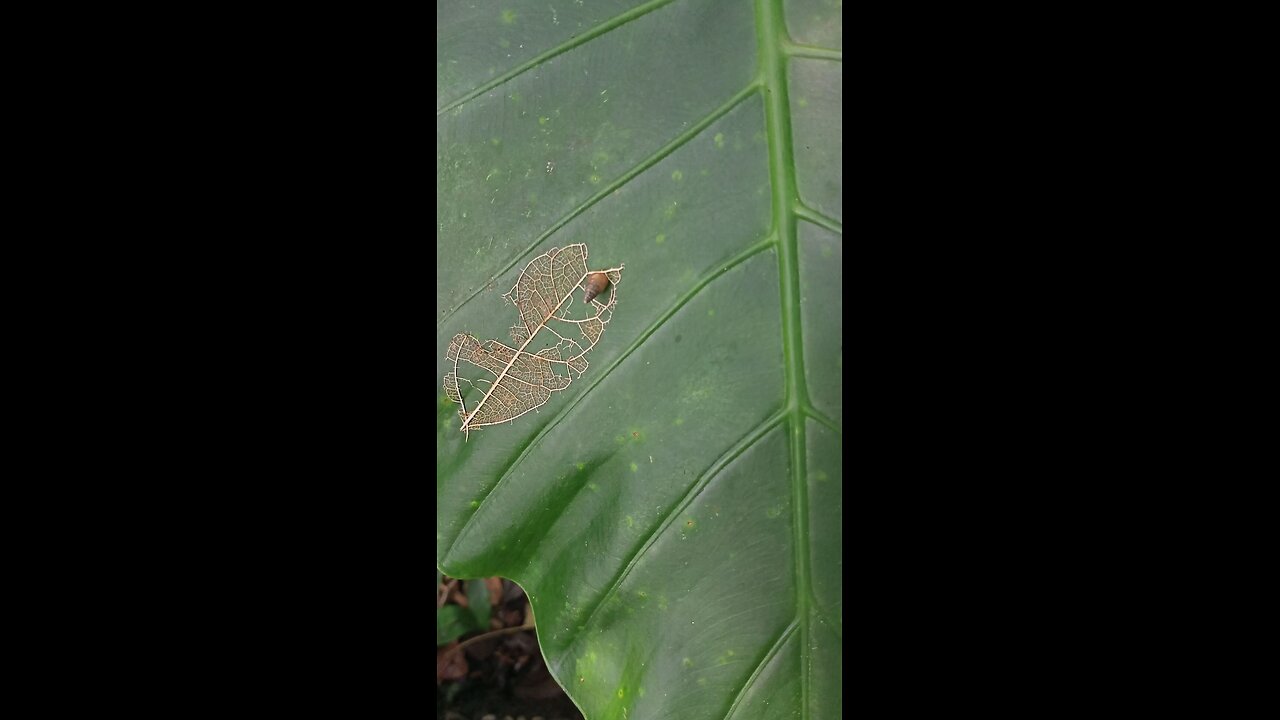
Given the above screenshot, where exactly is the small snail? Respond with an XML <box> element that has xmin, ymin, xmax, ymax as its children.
<box><xmin>582</xmin><ymin>272</ymin><xmax>609</xmax><ymax>304</ymax></box>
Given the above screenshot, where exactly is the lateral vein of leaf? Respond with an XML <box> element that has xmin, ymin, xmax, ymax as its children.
<box><xmin>793</xmin><ymin>202</ymin><xmax>844</xmax><ymax>235</ymax></box>
<box><xmin>722</xmin><ymin>619</ymin><xmax>799</xmax><ymax>720</ymax></box>
<box><xmin>437</xmin><ymin>0</ymin><xmax>680</xmax><ymax>116</ymax></box>
<box><xmin>783</xmin><ymin>42</ymin><xmax>843</xmax><ymax>62</ymax></box>
<box><xmin>795</xmin><ymin>203</ymin><xmax>843</xmax><ymax>236</ymax></box>
<box><xmin>441</xmin><ymin>236</ymin><xmax>776</xmax><ymax>565</ymax></box>
<box><xmin>557</xmin><ymin>408</ymin><xmax>789</xmax><ymax>668</ymax></box>
<box><xmin>437</xmin><ymin>82</ymin><xmax>763</xmax><ymax>329</ymax></box>
<box><xmin>804</xmin><ymin>406</ymin><xmax>840</xmax><ymax>434</ymax></box>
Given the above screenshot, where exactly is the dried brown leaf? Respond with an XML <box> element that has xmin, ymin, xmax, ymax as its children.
<box><xmin>443</xmin><ymin>243</ymin><xmax>623</xmax><ymax>438</ymax></box>
<box><xmin>436</xmin><ymin>642</ymin><xmax>469</xmax><ymax>683</ymax></box>
<box><xmin>484</xmin><ymin>577</ymin><xmax>503</xmax><ymax>606</ymax></box>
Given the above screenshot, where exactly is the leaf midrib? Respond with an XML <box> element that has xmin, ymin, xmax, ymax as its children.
<box><xmin>755</xmin><ymin>2</ymin><xmax>813</xmax><ymax>720</ymax></box>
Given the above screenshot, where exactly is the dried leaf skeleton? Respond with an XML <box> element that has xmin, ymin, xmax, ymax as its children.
<box><xmin>443</xmin><ymin>243</ymin><xmax>624</xmax><ymax>440</ymax></box>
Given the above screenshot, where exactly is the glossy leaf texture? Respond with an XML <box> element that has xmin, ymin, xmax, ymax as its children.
<box><xmin>437</xmin><ymin>1</ymin><xmax>841</xmax><ymax>718</ymax></box>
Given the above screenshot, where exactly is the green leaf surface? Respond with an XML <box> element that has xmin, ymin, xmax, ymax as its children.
<box><xmin>437</xmin><ymin>605</ymin><xmax>478</xmax><ymax>647</ymax></box>
<box><xmin>437</xmin><ymin>1</ymin><xmax>842</xmax><ymax>718</ymax></box>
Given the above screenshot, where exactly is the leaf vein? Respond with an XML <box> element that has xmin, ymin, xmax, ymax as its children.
<box><xmin>437</xmin><ymin>0</ymin><xmax>681</xmax><ymax>115</ymax></box>
<box><xmin>757</xmin><ymin>0</ymin><xmax>816</xmax><ymax>715</ymax></box>
<box><xmin>804</xmin><ymin>406</ymin><xmax>840</xmax><ymax>434</ymax></box>
<box><xmin>722</xmin><ymin>618</ymin><xmax>799</xmax><ymax>720</ymax></box>
<box><xmin>784</xmin><ymin>43</ymin><xmax>842</xmax><ymax>62</ymax></box>
<box><xmin>795</xmin><ymin>203</ymin><xmax>842</xmax><ymax>236</ymax></box>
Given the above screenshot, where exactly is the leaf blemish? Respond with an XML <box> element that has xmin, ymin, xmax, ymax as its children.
<box><xmin>442</xmin><ymin>244</ymin><xmax>622</xmax><ymax>440</ymax></box>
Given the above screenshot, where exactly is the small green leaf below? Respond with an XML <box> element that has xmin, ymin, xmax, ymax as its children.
<box><xmin>437</xmin><ymin>605</ymin><xmax>478</xmax><ymax>647</ymax></box>
<box><xmin>466</xmin><ymin>579</ymin><xmax>492</xmax><ymax>630</ymax></box>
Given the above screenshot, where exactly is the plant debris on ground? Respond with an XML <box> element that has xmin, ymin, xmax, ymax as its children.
<box><xmin>437</xmin><ymin>575</ymin><xmax>584</xmax><ymax>720</ymax></box>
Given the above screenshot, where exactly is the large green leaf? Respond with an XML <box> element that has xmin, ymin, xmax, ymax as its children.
<box><xmin>437</xmin><ymin>1</ymin><xmax>841</xmax><ymax>718</ymax></box>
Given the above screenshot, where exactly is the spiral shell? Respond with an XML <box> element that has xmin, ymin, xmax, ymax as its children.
<box><xmin>582</xmin><ymin>272</ymin><xmax>609</xmax><ymax>304</ymax></box>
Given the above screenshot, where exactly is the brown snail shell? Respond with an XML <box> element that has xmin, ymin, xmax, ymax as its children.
<box><xmin>583</xmin><ymin>272</ymin><xmax>609</xmax><ymax>304</ymax></box>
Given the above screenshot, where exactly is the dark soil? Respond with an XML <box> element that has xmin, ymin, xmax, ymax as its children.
<box><xmin>437</xmin><ymin>577</ymin><xmax>584</xmax><ymax>720</ymax></box>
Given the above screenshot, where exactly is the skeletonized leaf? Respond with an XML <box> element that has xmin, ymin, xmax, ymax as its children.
<box><xmin>444</xmin><ymin>243</ymin><xmax>623</xmax><ymax>438</ymax></box>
